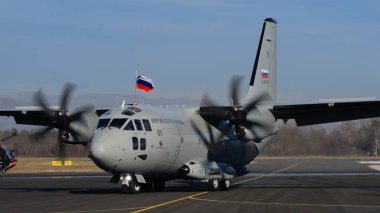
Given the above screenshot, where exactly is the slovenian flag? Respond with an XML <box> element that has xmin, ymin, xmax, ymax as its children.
<box><xmin>261</xmin><ymin>69</ymin><xmax>269</xmax><ymax>79</ymax></box>
<box><xmin>136</xmin><ymin>75</ymin><xmax>154</xmax><ymax>93</ymax></box>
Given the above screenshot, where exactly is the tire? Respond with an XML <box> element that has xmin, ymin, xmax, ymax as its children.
<box><xmin>128</xmin><ymin>181</ymin><xmax>141</xmax><ymax>194</ymax></box>
<box><xmin>208</xmin><ymin>178</ymin><xmax>219</xmax><ymax>191</ymax></box>
<box><xmin>219</xmin><ymin>179</ymin><xmax>231</xmax><ymax>191</ymax></box>
<box><xmin>153</xmin><ymin>180</ymin><xmax>166</xmax><ymax>192</ymax></box>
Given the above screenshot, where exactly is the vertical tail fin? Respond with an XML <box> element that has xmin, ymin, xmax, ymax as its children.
<box><xmin>245</xmin><ymin>18</ymin><xmax>277</xmax><ymax>105</ymax></box>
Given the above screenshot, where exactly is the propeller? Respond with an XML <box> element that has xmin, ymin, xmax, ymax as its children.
<box><xmin>190</xmin><ymin>120</ymin><xmax>227</xmax><ymax>156</ymax></box>
<box><xmin>199</xmin><ymin>76</ymin><xmax>272</xmax><ymax>141</ymax></box>
<box><xmin>32</xmin><ymin>83</ymin><xmax>92</xmax><ymax>159</ymax></box>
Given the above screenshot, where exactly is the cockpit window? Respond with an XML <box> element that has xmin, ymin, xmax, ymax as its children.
<box><xmin>122</xmin><ymin>110</ymin><xmax>135</xmax><ymax>116</ymax></box>
<box><xmin>109</xmin><ymin>118</ymin><xmax>127</xmax><ymax>129</ymax></box>
<box><xmin>124</xmin><ymin>120</ymin><xmax>135</xmax><ymax>131</ymax></box>
<box><xmin>142</xmin><ymin>119</ymin><xmax>152</xmax><ymax>131</ymax></box>
<box><xmin>134</xmin><ymin>119</ymin><xmax>143</xmax><ymax>131</ymax></box>
<box><xmin>97</xmin><ymin>119</ymin><xmax>110</xmax><ymax>129</ymax></box>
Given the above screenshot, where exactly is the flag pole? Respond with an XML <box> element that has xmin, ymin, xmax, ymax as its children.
<box><xmin>135</xmin><ymin>70</ymin><xmax>137</xmax><ymax>104</ymax></box>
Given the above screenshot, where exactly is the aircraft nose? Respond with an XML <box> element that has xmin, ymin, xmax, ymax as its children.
<box><xmin>89</xmin><ymin>132</ymin><xmax>115</xmax><ymax>172</ymax></box>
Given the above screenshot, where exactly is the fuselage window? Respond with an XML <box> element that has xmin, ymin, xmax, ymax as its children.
<box><xmin>109</xmin><ymin>118</ymin><xmax>127</xmax><ymax>129</ymax></box>
<box><xmin>132</xmin><ymin>137</ymin><xmax>138</xmax><ymax>150</ymax></box>
<box><xmin>124</xmin><ymin>120</ymin><xmax>135</xmax><ymax>131</ymax></box>
<box><xmin>142</xmin><ymin>119</ymin><xmax>152</xmax><ymax>131</ymax></box>
<box><xmin>140</xmin><ymin>138</ymin><xmax>146</xmax><ymax>150</ymax></box>
<box><xmin>134</xmin><ymin>119</ymin><xmax>143</xmax><ymax>131</ymax></box>
<box><xmin>97</xmin><ymin>119</ymin><xmax>110</xmax><ymax>129</ymax></box>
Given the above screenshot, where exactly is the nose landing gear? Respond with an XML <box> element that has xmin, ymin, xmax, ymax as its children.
<box><xmin>120</xmin><ymin>174</ymin><xmax>142</xmax><ymax>194</ymax></box>
<box><xmin>120</xmin><ymin>174</ymin><xmax>166</xmax><ymax>194</ymax></box>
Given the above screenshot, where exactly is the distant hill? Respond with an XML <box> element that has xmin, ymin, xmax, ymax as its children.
<box><xmin>0</xmin><ymin>93</ymin><xmax>200</xmax><ymax>109</ymax></box>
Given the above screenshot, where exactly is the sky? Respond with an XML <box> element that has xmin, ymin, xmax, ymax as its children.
<box><xmin>1</xmin><ymin>0</ymin><xmax>380</xmax><ymax>105</ymax></box>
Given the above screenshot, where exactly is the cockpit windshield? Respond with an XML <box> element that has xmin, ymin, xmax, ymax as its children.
<box><xmin>109</xmin><ymin>118</ymin><xmax>128</xmax><ymax>129</ymax></box>
<box><xmin>97</xmin><ymin>119</ymin><xmax>110</xmax><ymax>129</ymax></box>
<box><xmin>124</xmin><ymin>120</ymin><xmax>135</xmax><ymax>131</ymax></box>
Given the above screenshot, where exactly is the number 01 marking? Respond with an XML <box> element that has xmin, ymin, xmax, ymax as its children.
<box><xmin>157</xmin><ymin>129</ymin><xmax>163</xmax><ymax>136</ymax></box>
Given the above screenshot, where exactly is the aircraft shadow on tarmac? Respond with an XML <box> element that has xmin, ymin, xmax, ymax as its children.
<box><xmin>70</xmin><ymin>182</ymin><xmax>209</xmax><ymax>194</ymax></box>
<box><xmin>1</xmin><ymin>178</ymin><xmax>379</xmax><ymax>195</ymax></box>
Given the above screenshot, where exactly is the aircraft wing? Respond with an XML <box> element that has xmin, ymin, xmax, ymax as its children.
<box><xmin>0</xmin><ymin>109</ymin><xmax>109</xmax><ymax>126</ymax></box>
<box><xmin>270</xmin><ymin>101</ymin><xmax>380</xmax><ymax>126</ymax></box>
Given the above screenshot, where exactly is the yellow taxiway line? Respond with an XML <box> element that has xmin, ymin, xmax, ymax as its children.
<box><xmin>131</xmin><ymin>162</ymin><xmax>301</xmax><ymax>213</ymax></box>
<box><xmin>131</xmin><ymin>191</ymin><xmax>209</xmax><ymax>213</ymax></box>
<box><xmin>52</xmin><ymin>162</ymin><xmax>301</xmax><ymax>213</ymax></box>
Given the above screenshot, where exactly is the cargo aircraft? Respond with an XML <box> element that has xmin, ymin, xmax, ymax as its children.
<box><xmin>2</xmin><ymin>18</ymin><xmax>380</xmax><ymax>193</ymax></box>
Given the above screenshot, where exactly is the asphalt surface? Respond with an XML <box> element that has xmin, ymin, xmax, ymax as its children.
<box><xmin>1</xmin><ymin>159</ymin><xmax>380</xmax><ymax>213</ymax></box>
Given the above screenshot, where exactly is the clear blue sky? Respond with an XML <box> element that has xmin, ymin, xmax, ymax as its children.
<box><xmin>1</xmin><ymin>0</ymin><xmax>380</xmax><ymax>104</ymax></box>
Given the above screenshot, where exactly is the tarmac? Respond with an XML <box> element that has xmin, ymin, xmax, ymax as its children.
<box><xmin>1</xmin><ymin>158</ymin><xmax>380</xmax><ymax>213</ymax></box>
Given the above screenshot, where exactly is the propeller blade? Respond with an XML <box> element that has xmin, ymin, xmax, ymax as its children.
<box><xmin>34</xmin><ymin>90</ymin><xmax>53</xmax><ymax>117</ymax></box>
<box><xmin>215</xmin><ymin>122</ymin><xmax>233</xmax><ymax>142</ymax></box>
<box><xmin>69</xmin><ymin>106</ymin><xmax>93</xmax><ymax>121</ymax></box>
<box><xmin>59</xmin><ymin>83</ymin><xmax>76</xmax><ymax>112</ymax></box>
<box><xmin>31</xmin><ymin>126</ymin><xmax>54</xmax><ymax>141</ymax></box>
<box><xmin>245</xmin><ymin>119</ymin><xmax>272</xmax><ymax>130</ymax></box>
<box><xmin>200</xmin><ymin>93</ymin><xmax>220</xmax><ymax>107</ymax></box>
<box><xmin>230</xmin><ymin>76</ymin><xmax>243</xmax><ymax>107</ymax></box>
<box><xmin>66</xmin><ymin>126</ymin><xmax>81</xmax><ymax>143</ymax></box>
<box><xmin>190</xmin><ymin>120</ymin><xmax>212</xmax><ymax>151</ymax></box>
<box><xmin>243</xmin><ymin>92</ymin><xmax>269</xmax><ymax>112</ymax></box>
<box><xmin>206</xmin><ymin>124</ymin><xmax>216</xmax><ymax>146</ymax></box>
<box><xmin>57</xmin><ymin>136</ymin><xmax>67</xmax><ymax>159</ymax></box>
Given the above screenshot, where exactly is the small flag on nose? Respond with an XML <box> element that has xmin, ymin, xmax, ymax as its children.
<box><xmin>136</xmin><ymin>75</ymin><xmax>154</xmax><ymax>93</ymax></box>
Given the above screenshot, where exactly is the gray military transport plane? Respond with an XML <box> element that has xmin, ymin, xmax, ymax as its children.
<box><xmin>2</xmin><ymin>18</ymin><xmax>380</xmax><ymax>194</ymax></box>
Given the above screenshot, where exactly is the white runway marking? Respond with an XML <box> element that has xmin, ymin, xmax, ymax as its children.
<box><xmin>368</xmin><ymin>165</ymin><xmax>380</xmax><ymax>171</ymax></box>
<box><xmin>357</xmin><ymin>161</ymin><xmax>380</xmax><ymax>171</ymax></box>
<box><xmin>358</xmin><ymin>161</ymin><xmax>380</xmax><ymax>164</ymax></box>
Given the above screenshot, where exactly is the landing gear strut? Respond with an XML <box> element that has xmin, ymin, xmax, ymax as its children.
<box><xmin>121</xmin><ymin>174</ymin><xmax>142</xmax><ymax>194</ymax></box>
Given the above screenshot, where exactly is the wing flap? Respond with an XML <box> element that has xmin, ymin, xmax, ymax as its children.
<box><xmin>271</xmin><ymin>101</ymin><xmax>380</xmax><ymax>126</ymax></box>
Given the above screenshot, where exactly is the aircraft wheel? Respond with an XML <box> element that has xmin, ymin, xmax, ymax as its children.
<box><xmin>208</xmin><ymin>178</ymin><xmax>219</xmax><ymax>191</ymax></box>
<box><xmin>127</xmin><ymin>181</ymin><xmax>141</xmax><ymax>194</ymax></box>
<box><xmin>153</xmin><ymin>180</ymin><xmax>165</xmax><ymax>192</ymax></box>
<box><xmin>219</xmin><ymin>179</ymin><xmax>231</xmax><ymax>191</ymax></box>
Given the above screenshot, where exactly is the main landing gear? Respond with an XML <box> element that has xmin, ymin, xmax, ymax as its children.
<box><xmin>208</xmin><ymin>178</ymin><xmax>231</xmax><ymax>191</ymax></box>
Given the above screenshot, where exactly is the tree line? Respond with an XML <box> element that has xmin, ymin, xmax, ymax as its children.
<box><xmin>1</xmin><ymin>119</ymin><xmax>379</xmax><ymax>157</ymax></box>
